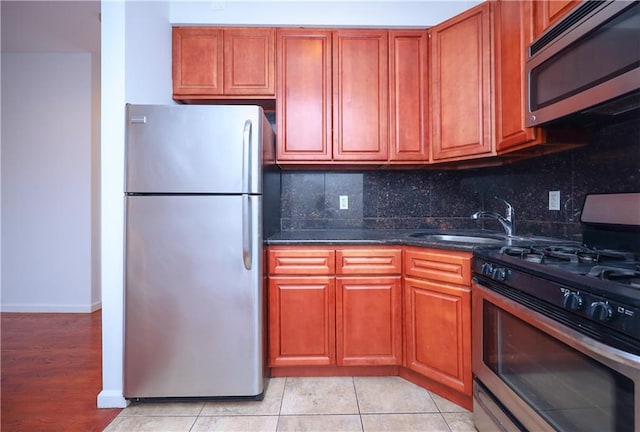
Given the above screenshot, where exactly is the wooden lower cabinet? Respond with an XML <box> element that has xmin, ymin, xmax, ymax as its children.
<box><xmin>267</xmin><ymin>245</ymin><xmax>472</xmax><ymax>409</ymax></box>
<box><xmin>401</xmin><ymin>246</ymin><xmax>473</xmax><ymax>409</ymax></box>
<box><xmin>268</xmin><ymin>276</ymin><xmax>335</xmax><ymax>366</ymax></box>
<box><xmin>404</xmin><ymin>276</ymin><xmax>471</xmax><ymax>395</ymax></box>
<box><xmin>336</xmin><ymin>276</ymin><xmax>402</xmax><ymax>366</ymax></box>
<box><xmin>267</xmin><ymin>246</ymin><xmax>402</xmax><ymax>368</ymax></box>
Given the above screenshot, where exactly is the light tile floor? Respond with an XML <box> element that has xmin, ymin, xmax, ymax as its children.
<box><xmin>104</xmin><ymin>376</ymin><xmax>475</xmax><ymax>432</ymax></box>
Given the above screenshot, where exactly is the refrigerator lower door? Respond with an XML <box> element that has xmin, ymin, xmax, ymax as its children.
<box><xmin>124</xmin><ymin>195</ymin><xmax>263</xmax><ymax>398</ymax></box>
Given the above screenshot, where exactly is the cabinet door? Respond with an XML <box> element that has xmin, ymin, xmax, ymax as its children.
<box><xmin>404</xmin><ymin>276</ymin><xmax>472</xmax><ymax>396</ymax></box>
<box><xmin>495</xmin><ymin>0</ymin><xmax>544</xmax><ymax>153</ymax></box>
<box><xmin>430</xmin><ymin>3</ymin><xmax>493</xmax><ymax>162</ymax></box>
<box><xmin>333</xmin><ymin>30</ymin><xmax>389</xmax><ymax>161</ymax></box>
<box><xmin>534</xmin><ymin>0</ymin><xmax>581</xmax><ymax>37</ymax></box>
<box><xmin>276</xmin><ymin>30</ymin><xmax>333</xmax><ymax>162</ymax></box>
<box><xmin>389</xmin><ymin>31</ymin><xmax>429</xmax><ymax>162</ymax></box>
<box><xmin>268</xmin><ymin>276</ymin><xmax>335</xmax><ymax>366</ymax></box>
<box><xmin>172</xmin><ymin>27</ymin><xmax>224</xmax><ymax>97</ymax></box>
<box><xmin>223</xmin><ymin>28</ymin><xmax>275</xmax><ymax>96</ymax></box>
<box><xmin>336</xmin><ymin>277</ymin><xmax>402</xmax><ymax>366</ymax></box>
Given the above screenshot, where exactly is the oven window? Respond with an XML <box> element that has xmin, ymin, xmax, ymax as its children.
<box><xmin>483</xmin><ymin>302</ymin><xmax>634</xmax><ymax>432</ymax></box>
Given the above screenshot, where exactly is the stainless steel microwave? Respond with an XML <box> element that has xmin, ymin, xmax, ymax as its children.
<box><xmin>526</xmin><ymin>0</ymin><xmax>640</xmax><ymax>128</ymax></box>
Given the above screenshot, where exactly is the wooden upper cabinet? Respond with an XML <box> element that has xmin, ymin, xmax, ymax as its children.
<box><xmin>223</xmin><ymin>28</ymin><xmax>275</xmax><ymax>96</ymax></box>
<box><xmin>534</xmin><ymin>0</ymin><xmax>581</xmax><ymax>37</ymax></box>
<box><xmin>333</xmin><ymin>30</ymin><xmax>389</xmax><ymax>161</ymax></box>
<box><xmin>495</xmin><ymin>0</ymin><xmax>543</xmax><ymax>153</ymax></box>
<box><xmin>173</xmin><ymin>28</ymin><xmax>224</xmax><ymax>96</ymax></box>
<box><xmin>389</xmin><ymin>31</ymin><xmax>429</xmax><ymax>162</ymax></box>
<box><xmin>172</xmin><ymin>27</ymin><xmax>275</xmax><ymax>100</ymax></box>
<box><xmin>495</xmin><ymin>1</ymin><xmax>585</xmax><ymax>156</ymax></box>
<box><xmin>276</xmin><ymin>30</ymin><xmax>333</xmax><ymax>162</ymax></box>
<box><xmin>429</xmin><ymin>2</ymin><xmax>494</xmax><ymax>162</ymax></box>
<box><xmin>276</xmin><ymin>28</ymin><xmax>428</xmax><ymax>166</ymax></box>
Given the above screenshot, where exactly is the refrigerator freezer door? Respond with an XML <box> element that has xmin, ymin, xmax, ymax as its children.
<box><xmin>124</xmin><ymin>194</ymin><xmax>263</xmax><ymax>398</ymax></box>
<box><xmin>125</xmin><ymin>104</ymin><xmax>263</xmax><ymax>194</ymax></box>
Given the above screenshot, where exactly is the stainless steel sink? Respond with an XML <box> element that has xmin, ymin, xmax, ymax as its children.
<box><xmin>408</xmin><ymin>233</ymin><xmax>506</xmax><ymax>245</ymax></box>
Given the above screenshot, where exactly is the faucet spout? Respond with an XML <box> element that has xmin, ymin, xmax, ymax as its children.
<box><xmin>471</xmin><ymin>198</ymin><xmax>516</xmax><ymax>237</ymax></box>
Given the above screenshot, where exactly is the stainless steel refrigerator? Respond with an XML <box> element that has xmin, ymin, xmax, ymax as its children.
<box><xmin>123</xmin><ymin>104</ymin><xmax>279</xmax><ymax>399</ymax></box>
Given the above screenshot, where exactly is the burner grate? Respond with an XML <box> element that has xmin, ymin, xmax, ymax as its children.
<box><xmin>499</xmin><ymin>244</ymin><xmax>638</xmax><ymax>265</ymax></box>
<box><xmin>587</xmin><ymin>266</ymin><xmax>640</xmax><ymax>288</ymax></box>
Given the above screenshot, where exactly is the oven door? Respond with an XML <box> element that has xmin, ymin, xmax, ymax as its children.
<box><xmin>472</xmin><ymin>278</ymin><xmax>639</xmax><ymax>432</ymax></box>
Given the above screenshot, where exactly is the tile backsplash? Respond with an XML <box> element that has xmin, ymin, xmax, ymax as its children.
<box><xmin>279</xmin><ymin>118</ymin><xmax>640</xmax><ymax>240</ymax></box>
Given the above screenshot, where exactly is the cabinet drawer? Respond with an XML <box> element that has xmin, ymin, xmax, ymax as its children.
<box><xmin>268</xmin><ymin>247</ymin><xmax>335</xmax><ymax>275</ymax></box>
<box><xmin>403</xmin><ymin>247</ymin><xmax>471</xmax><ymax>286</ymax></box>
<box><xmin>336</xmin><ymin>247</ymin><xmax>402</xmax><ymax>275</ymax></box>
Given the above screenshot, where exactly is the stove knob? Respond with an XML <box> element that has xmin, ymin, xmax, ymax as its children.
<box><xmin>481</xmin><ymin>263</ymin><xmax>493</xmax><ymax>276</ymax></box>
<box><xmin>562</xmin><ymin>292</ymin><xmax>584</xmax><ymax>311</ymax></box>
<box><xmin>589</xmin><ymin>301</ymin><xmax>613</xmax><ymax>322</ymax></box>
<box><xmin>492</xmin><ymin>267</ymin><xmax>508</xmax><ymax>282</ymax></box>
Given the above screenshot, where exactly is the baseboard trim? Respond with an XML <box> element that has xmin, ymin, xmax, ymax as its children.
<box><xmin>97</xmin><ymin>390</ymin><xmax>129</xmax><ymax>408</ymax></box>
<box><xmin>0</xmin><ymin>302</ymin><xmax>101</xmax><ymax>313</ymax></box>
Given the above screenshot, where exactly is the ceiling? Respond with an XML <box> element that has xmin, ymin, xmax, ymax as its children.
<box><xmin>1</xmin><ymin>1</ymin><xmax>101</xmax><ymax>53</ymax></box>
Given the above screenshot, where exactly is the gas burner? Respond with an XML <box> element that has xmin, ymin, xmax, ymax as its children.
<box><xmin>587</xmin><ymin>266</ymin><xmax>635</xmax><ymax>279</ymax></box>
<box><xmin>498</xmin><ymin>246</ymin><xmax>544</xmax><ymax>263</ymax></box>
<box><xmin>523</xmin><ymin>245</ymin><xmax>640</xmax><ymax>265</ymax></box>
<box><xmin>542</xmin><ymin>245</ymin><xmax>597</xmax><ymax>264</ymax></box>
<box><xmin>586</xmin><ymin>266</ymin><xmax>640</xmax><ymax>288</ymax></box>
<box><xmin>597</xmin><ymin>249</ymin><xmax>638</xmax><ymax>262</ymax></box>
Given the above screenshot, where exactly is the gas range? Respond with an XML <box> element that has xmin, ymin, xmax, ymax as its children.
<box><xmin>473</xmin><ymin>245</ymin><xmax>640</xmax><ymax>350</ymax></box>
<box><xmin>472</xmin><ymin>193</ymin><xmax>640</xmax><ymax>352</ymax></box>
<box><xmin>472</xmin><ymin>192</ymin><xmax>640</xmax><ymax>432</ymax></box>
<box><xmin>474</xmin><ymin>243</ymin><xmax>640</xmax><ymax>306</ymax></box>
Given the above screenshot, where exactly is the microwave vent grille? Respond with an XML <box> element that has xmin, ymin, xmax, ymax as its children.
<box><xmin>530</xmin><ymin>0</ymin><xmax>606</xmax><ymax>56</ymax></box>
<box><xmin>581</xmin><ymin>91</ymin><xmax>640</xmax><ymax>116</ymax></box>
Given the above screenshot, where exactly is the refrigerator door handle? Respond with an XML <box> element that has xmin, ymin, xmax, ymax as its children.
<box><xmin>242</xmin><ymin>194</ymin><xmax>252</xmax><ymax>270</ymax></box>
<box><xmin>242</xmin><ymin>120</ymin><xmax>252</xmax><ymax>193</ymax></box>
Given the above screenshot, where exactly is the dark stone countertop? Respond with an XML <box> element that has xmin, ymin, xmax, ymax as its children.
<box><xmin>266</xmin><ymin>229</ymin><xmax>568</xmax><ymax>252</ymax></box>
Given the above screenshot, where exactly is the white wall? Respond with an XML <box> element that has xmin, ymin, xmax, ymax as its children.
<box><xmin>1</xmin><ymin>52</ymin><xmax>99</xmax><ymax>312</ymax></box>
<box><xmin>98</xmin><ymin>0</ymin><xmax>128</xmax><ymax>409</ymax></box>
<box><xmin>126</xmin><ymin>1</ymin><xmax>174</xmax><ymax>104</ymax></box>
<box><xmin>92</xmin><ymin>51</ymin><xmax>102</xmax><ymax>308</ymax></box>
<box><xmin>171</xmin><ymin>1</ymin><xmax>481</xmax><ymax>27</ymax></box>
<box><xmin>99</xmin><ymin>0</ymin><xmax>481</xmax><ymax>408</ymax></box>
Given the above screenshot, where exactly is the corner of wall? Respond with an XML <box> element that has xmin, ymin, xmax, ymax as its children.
<box><xmin>97</xmin><ymin>390</ymin><xmax>129</xmax><ymax>409</ymax></box>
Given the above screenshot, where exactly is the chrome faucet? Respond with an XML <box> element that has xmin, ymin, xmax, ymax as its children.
<box><xmin>471</xmin><ymin>198</ymin><xmax>516</xmax><ymax>237</ymax></box>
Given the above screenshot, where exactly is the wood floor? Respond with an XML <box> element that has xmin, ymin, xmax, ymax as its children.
<box><xmin>1</xmin><ymin>311</ymin><xmax>122</xmax><ymax>432</ymax></box>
